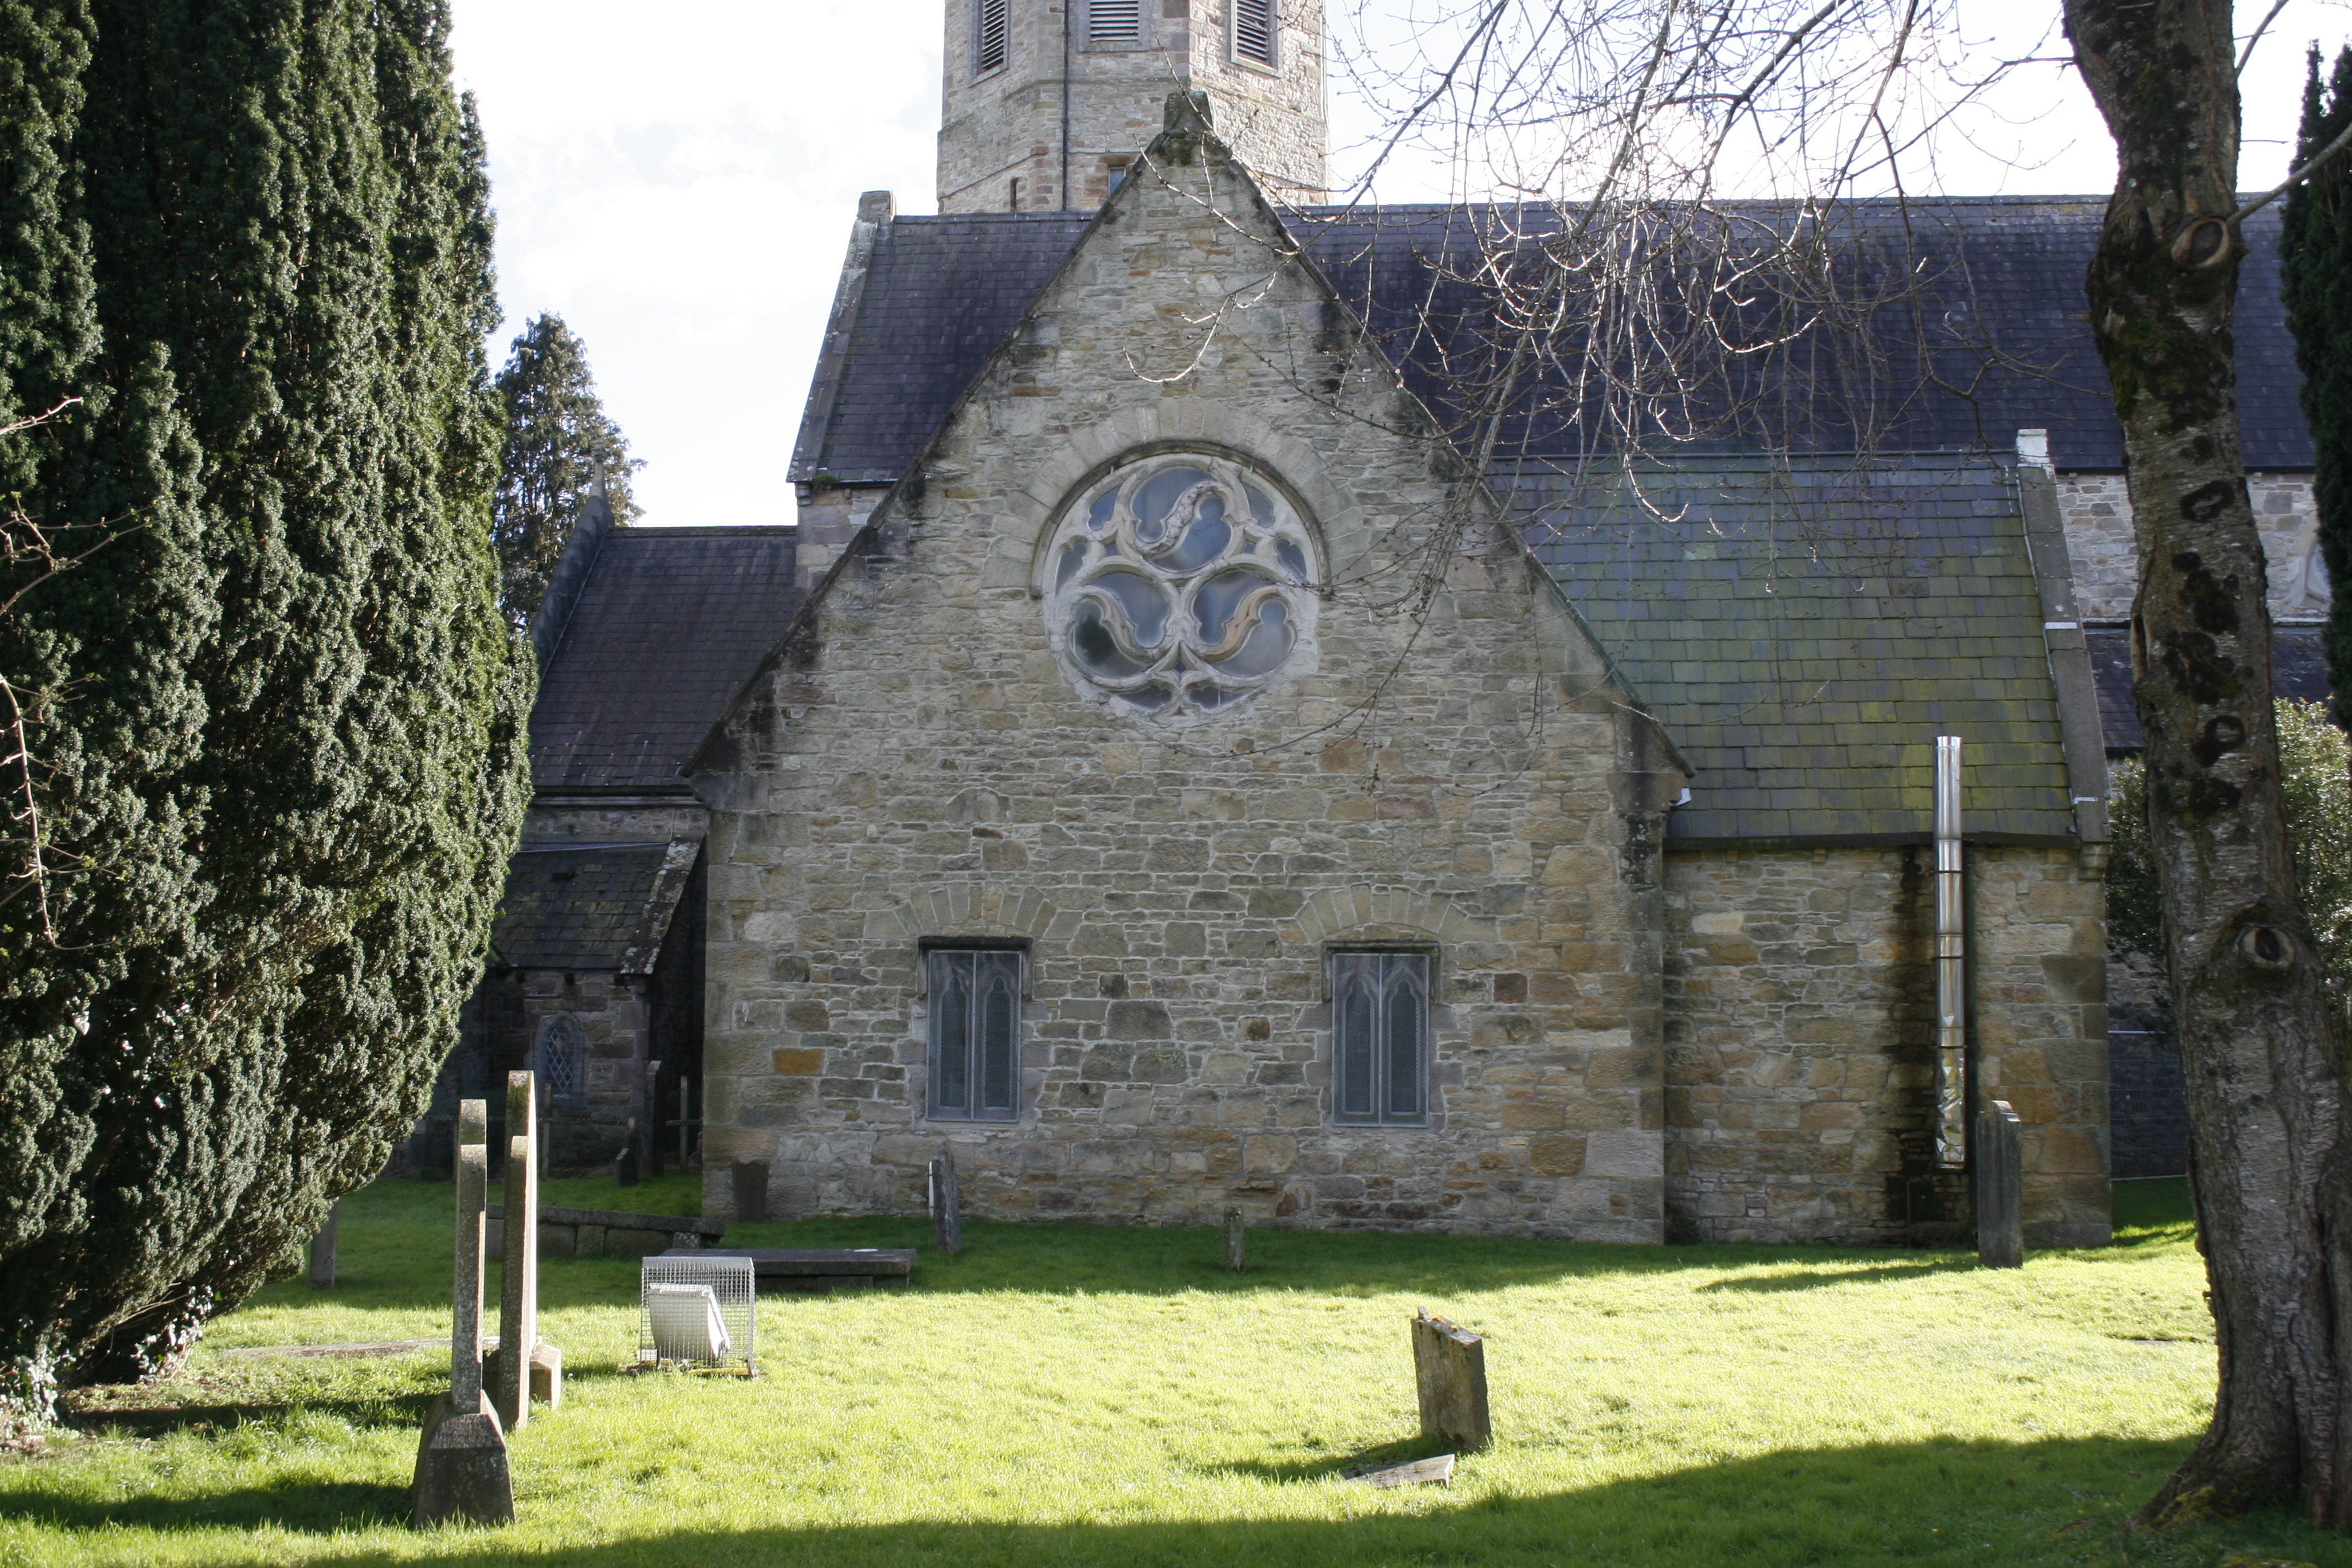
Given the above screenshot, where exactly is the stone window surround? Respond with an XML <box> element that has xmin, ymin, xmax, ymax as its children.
<box><xmin>1229</xmin><ymin>0</ymin><xmax>1280</xmax><ymax>72</ymax></box>
<box><xmin>1038</xmin><ymin>442</ymin><xmax>1326</xmax><ymax>726</ymax></box>
<box><xmin>1080</xmin><ymin>0</ymin><xmax>1153</xmax><ymax>51</ymax></box>
<box><xmin>924</xmin><ymin>944</ymin><xmax>1026</xmax><ymax>1122</ymax></box>
<box><xmin>1328</xmin><ymin>943</ymin><xmax>1437</xmax><ymax>1128</ymax></box>
<box><xmin>972</xmin><ymin>0</ymin><xmax>1010</xmax><ymax>81</ymax></box>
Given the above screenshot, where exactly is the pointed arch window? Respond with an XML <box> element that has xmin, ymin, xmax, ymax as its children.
<box><xmin>928</xmin><ymin>948</ymin><xmax>1023</xmax><ymax>1121</ymax></box>
<box><xmin>1331</xmin><ymin>952</ymin><xmax>1430</xmax><ymax>1126</ymax></box>
<box><xmin>534</xmin><ymin>1014</ymin><xmax>587</xmax><ymax>1109</ymax></box>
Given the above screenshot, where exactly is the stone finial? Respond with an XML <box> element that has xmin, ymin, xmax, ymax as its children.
<box><xmin>857</xmin><ymin>190</ymin><xmax>895</xmax><ymax>226</ymax></box>
<box><xmin>1164</xmin><ymin>90</ymin><xmax>1214</xmax><ymax>136</ymax></box>
<box><xmin>2016</xmin><ymin>428</ymin><xmax>2051</xmax><ymax>471</ymax></box>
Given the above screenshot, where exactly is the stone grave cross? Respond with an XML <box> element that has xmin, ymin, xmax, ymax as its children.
<box><xmin>491</xmin><ymin>1070</ymin><xmax>560</xmax><ymax>1429</ymax></box>
<box><xmin>411</xmin><ymin>1097</ymin><xmax>514</xmax><ymax>1528</ymax></box>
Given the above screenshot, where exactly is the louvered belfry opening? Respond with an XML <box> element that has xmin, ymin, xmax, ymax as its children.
<box><xmin>1232</xmin><ymin>0</ymin><xmax>1276</xmax><ymax>65</ymax></box>
<box><xmin>1089</xmin><ymin>0</ymin><xmax>1142</xmax><ymax>43</ymax></box>
<box><xmin>929</xmin><ymin>948</ymin><xmax>1022</xmax><ymax>1120</ymax></box>
<box><xmin>1332</xmin><ymin>952</ymin><xmax>1430</xmax><ymax>1126</ymax></box>
<box><xmin>975</xmin><ymin>0</ymin><xmax>1009</xmax><ymax>74</ymax></box>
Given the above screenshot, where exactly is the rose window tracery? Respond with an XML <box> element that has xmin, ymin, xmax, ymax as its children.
<box><xmin>1044</xmin><ymin>454</ymin><xmax>1319</xmax><ymax>720</ymax></box>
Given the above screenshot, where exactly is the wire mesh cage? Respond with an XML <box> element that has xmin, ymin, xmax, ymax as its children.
<box><xmin>638</xmin><ymin>1254</ymin><xmax>756</xmax><ymax>1375</ymax></box>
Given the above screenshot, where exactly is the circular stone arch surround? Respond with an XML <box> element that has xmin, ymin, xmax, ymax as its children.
<box><xmin>1036</xmin><ymin>442</ymin><xmax>1327</xmax><ymax>724</ymax></box>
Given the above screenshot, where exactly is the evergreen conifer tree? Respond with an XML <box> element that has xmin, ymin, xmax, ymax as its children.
<box><xmin>2282</xmin><ymin>44</ymin><xmax>2352</xmax><ymax>718</ymax></box>
<box><xmin>0</xmin><ymin>0</ymin><xmax>529</xmax><ymax>1411</ymax></box>
<box><xmin>492</xmin><ymin>314</ymin><xmax>641</xmax><ymax>626</ymax></box>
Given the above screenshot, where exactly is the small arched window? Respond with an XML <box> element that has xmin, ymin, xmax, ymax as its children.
<box><xmin>534</xmin><ymin>1014</ymin><xmax>587</xmax><ymax>1108</ymax></box>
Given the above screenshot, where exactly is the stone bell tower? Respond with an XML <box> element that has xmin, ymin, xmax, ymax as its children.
<box><xmin>938</xmin><ymin>0</ymin><xmax>1328</xmax><ymax>212</ymax></box>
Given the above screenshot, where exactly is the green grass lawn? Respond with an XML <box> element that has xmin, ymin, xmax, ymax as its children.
<box><xmin>1</xmin><ymin>1174</ymin><xmax>2342</xmax><ymax>1568</ymax></box>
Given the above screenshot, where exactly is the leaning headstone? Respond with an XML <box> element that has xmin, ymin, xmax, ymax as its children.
<box><xmin>411</xmin><ymin>1099</ymin><xmax>514</xmax><ymax>1527</ymax></box>
<box><xmin>733</xmin><ymin>1159</ymin><xmax>769</xmax><ymax>1224</ymax></box>
<box><xmin>1412</xmin><ymin>1310</ymin><xmax>1491</xmax><ymax>1453</ymax></box>
<box><xmin>1976</xmin><ymin>1098</ymin><xmax>2024</xmax><ymax>1269</ymax></box>
<box><xmin>1224</xmin><ymin>1206</ymin><xmax>1246</xmax><ymax>1272</ymax></box>
<box><xmin>613</xmin><ymin>1118</ymin><xmax>640</xmax><ymax>1189</ymax></box>
<box><xmin>491</xmin><ymin>1073</ymin><xmax>543</xmax><ymax>1432</ymax></box>
<box><xmin>929</xmin><ymin>1148</ymin><xmax>963</xmax><ymax>1255</ymax></box>
<box><xmin>307</xmin><ymin>1202</ymin><xmax>339</xmax><ymax>1290</ymax></box>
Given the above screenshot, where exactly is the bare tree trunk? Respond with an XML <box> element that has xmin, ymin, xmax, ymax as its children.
<box><xmin>2066</xmin><ymin>0</ymin><xmax>2352</xmax><ymax>1528</ymax></box>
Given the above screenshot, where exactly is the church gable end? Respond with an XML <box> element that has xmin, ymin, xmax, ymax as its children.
<box><xmin>694</xmin><ymin>95</ymin><xmax>1683</xmax><ymax>1238</ymax></box>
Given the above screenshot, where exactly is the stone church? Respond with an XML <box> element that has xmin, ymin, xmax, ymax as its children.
<box><xmin>430</xmin><ymin>0</ymin><xmax>2332</xmax><ymax>1249</ymax></box>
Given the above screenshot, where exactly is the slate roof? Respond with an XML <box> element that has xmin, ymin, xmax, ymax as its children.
<box><xmin>789</xmin><ymin>198</ymin><xmax>2312</xmax><ymax>487</ymax></box>
<box><xmin>532</xmin><ymin>526</ymin><xmax>800</xmax><ymax>791</ymax></box>
<box><xmin>1520</xmin><ymin>456</ymin><xmax>2073</xmax><ymax>842</ymax></box>
<box><xmin>493</xmin><ymin>843</ymin><xmax>672</xmax><ymax>971</ymax></box>
<box><xmin>2086</xmin><ymin>624</ymin><xmax>2334</xmax><ymax>754</ymax></box>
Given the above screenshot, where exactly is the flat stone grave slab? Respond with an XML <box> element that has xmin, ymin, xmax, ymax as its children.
<box><xmin>490</xmin><ymin>1204</ymin><xmax>723</xmax><ymax>1261</ymax></box>
<box><xmin>660</xmin><ymin>1247</ymin><xmax>916</xmax><ymax>1292</ymax></box>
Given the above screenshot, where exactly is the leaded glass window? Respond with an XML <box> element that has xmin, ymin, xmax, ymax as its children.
<box><xmin>928</xmin><ymin>948</ymin><xmax>1023</xmax><ymax>1121</ymax></box>
<box><xmin>534</xmin><ymin>1015</ymin><xmax>586</xmax><ymax>1108</ymax></box>
<box><xmin>1331</xmin><ymin>952</ymin><xmax>1430</xmax><ymax>1126</ymax></box>
<box><xmin>1043</xmin><ymin>452</ymin><xmax>1320</xmax><ymax>722</ymax></box>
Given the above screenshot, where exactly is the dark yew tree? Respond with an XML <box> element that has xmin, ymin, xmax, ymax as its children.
<box><xmin>0</xmin><ymin>0</ymin><xmax>530</xmax><ymax>1416</ymax></box>
<box><xmin>2284</xmin><ymin>45</ymin><xmax>2352</xmax><ymax>722</ymax></box>
<box><xmin>2065</xmin><ymin>0</ymin><xmax>2352</xmax><ymax>1528</ymax></box>
<box><xmin>491</xmin><ymin>313</ymin><xmax>640</xmax><ymax>626</ymax></box>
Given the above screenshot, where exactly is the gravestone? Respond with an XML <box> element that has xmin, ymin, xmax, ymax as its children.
<box><xmin>307</xmin><ymin>1202</ymin><xmax>338</xmax><ymax>1290</ymax></box>
<box><xmin>613</xmin><ymin>1118</ymin><xmax>640</xmax><ymax>1188</ymax></box>
<box><xmin>411</xmin><ymin>1099</ymin><xmax>514</xmax><ymax>1527</ymax></box>
<box><xmin>644</xmin><ymin>1059</ymin><xmax>664</xmax><ymax>1179</ymax></box>
<box><xmin>1412</xmin><ymin>1310</ymin><xmax>1491</xmax><ymax>1453</ymax></box>
<box><xmin>1224</xmin><ymin>1206</ymin><xmax>1246</xmax><ymax>1272</ymax></box>
<box><xmin>1975</xmin><ymin>1099</ymin><xmax>2024</xmax><ymax>1269</ymax></box>
<box><xmin>733</xmin><ymin>1159</ymin><xmax>769</xmax><ymax>1224</ymax></box>
<box><xmin>929</xmin><ymin>1148</ymin><xmax>963</xmax><ymax>1254</ymax></box>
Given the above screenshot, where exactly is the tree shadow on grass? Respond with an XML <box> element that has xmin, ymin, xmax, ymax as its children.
<box><xmin>0</xmin><ymin>1478</ymin><xmax>411</xmax><ymax>1535</ymax></box>
<box><xmin>60</xmin><ymin>1391</ymin><xmax>436</xmax><ymax>1442</ymax></box>
<box><xmin>249</xmin><ymin>1436</ymin><xmax>2352</xmax><ymax>1568</ymax></box>
<box><xmin>1696</xmin><ymin>1259</ymin><xmax>1977</xmax><ymax>1291</ymax></box>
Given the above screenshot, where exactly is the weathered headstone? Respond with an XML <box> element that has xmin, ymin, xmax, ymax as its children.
<box><xmin>613</xmin><ymin>1118</ymin><xmax>640</xmax><ymax>1188</ymax></box>
<box><xmin>929</xmin><ymin>1148</ymin><xmax>963</xmax><ymax>1254</ymax></box>
<box><xmin>411</xmin><ymin>1099</ymin><xmax>514</xmax><ymax>1528</ymax></box>
<box><xmin>1412</xmin><ymin>1310</ymin><xmax>1491</xmax><ymax>1453</ymax></box>
<box><xmin>733</xmin><ymin>1159</ymin><xmax>769</xmax><ymax>1224</ymax></box>
<box><xmin>307</xmin><ymin>1202</ymin><xmax>338</xmax><ymax>1290</ymax></box>
<box><xmin>1224</xmin><ymin>1206</ymin><xmax>1246</xmax><ymax>1272</ymax></box>
<box><xmin>1975</xmin><ymin>1098</ymin><xmax>2024</xmax><ymax>1269</ymax></box>
<box><xmin>644</xmin><ymin>1059</ymin><xmax>664</xmax><ymax>1179</ymax></box>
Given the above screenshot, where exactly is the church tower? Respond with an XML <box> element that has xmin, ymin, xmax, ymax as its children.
<box><xmin>938</xmin><ymin>1</ymin><xmax>1328</xmax><ymax>212</ymax></box>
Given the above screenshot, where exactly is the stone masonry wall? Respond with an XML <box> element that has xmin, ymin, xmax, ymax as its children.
<box><xmin>938</xmin><ymin>0</ymin><xmax>1328</xmax><ymax>211</ymax></box>
<box><xmin>699</xmin><ymin>116</ymin><xmax>1677</xmax><ymax>1240</ymax></box>
<box><xmin>2059</xmin><ymin>471</ymin><xmax>2323</xmax><ymax>622</ymax></box>
<box><xmin>1664</xmin><ymin>843</ymin><xmax>2109</xmax><ymax>1248</ymax></box>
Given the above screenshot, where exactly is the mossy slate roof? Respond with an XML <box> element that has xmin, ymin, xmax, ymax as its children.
<box><xmin>493</xmin><ymin>844</ymin><xmax>671</xmax><ymax>971</ymax></box>
<box><xmin>532</xmin><ymin>526</ymin><xmax>801</xmax><ymax>791</ymax></box>
<box><xmin>791</xmin><ymin>198</ymin><xmax>2311</xmax><ymax>485</ymax></box>
<box><xmin>1522</xmin><ymin>457</ymin><xmax>2074</xmax><ymax>842</ymax></box>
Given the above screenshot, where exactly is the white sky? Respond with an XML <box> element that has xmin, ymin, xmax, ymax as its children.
<box><xmin>448</xmin><ymin>1</ymin><xmax>2352</xmax><ymax>528</ymax></box>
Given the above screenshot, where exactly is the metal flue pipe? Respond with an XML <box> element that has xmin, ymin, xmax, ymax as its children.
<box><xmin>1934</xmin><ymin>736</ymin><xmax>1967</xmax><ymax>1167</ymax></box>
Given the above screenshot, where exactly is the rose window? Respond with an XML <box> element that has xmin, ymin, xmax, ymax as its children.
<box><xmin>1044</xmin><ymin>455</ymin><xmax>1318</xmax><ymax>719</ymax></box>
